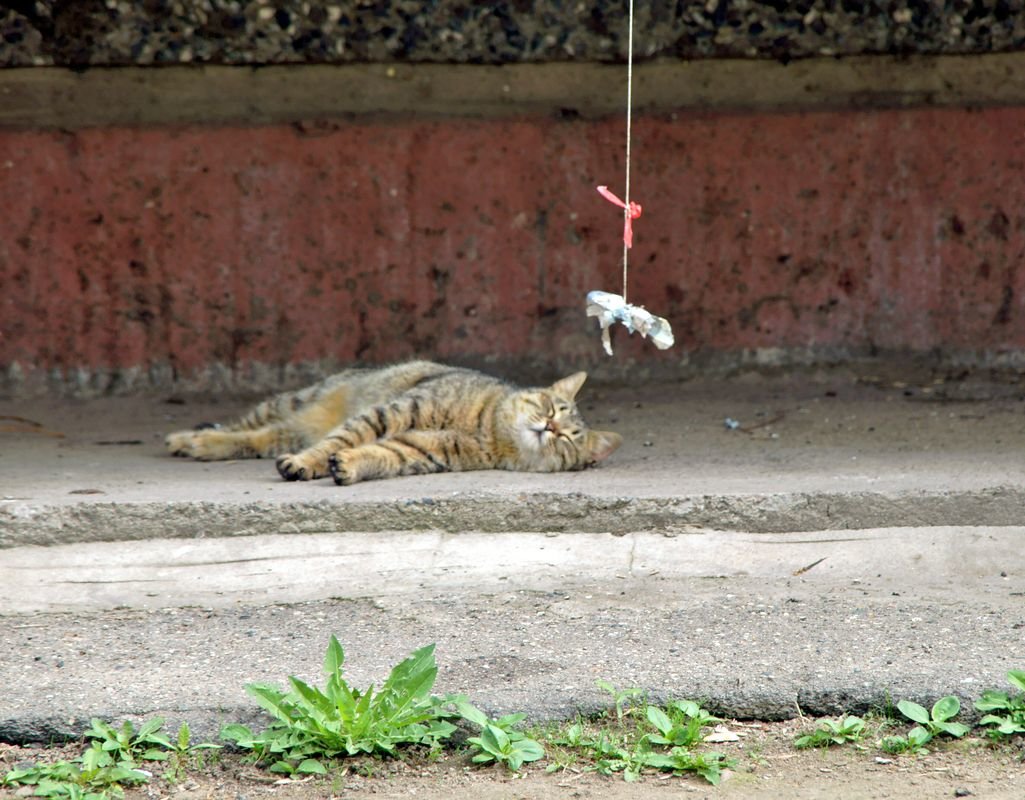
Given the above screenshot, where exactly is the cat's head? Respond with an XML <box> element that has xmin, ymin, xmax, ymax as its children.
<box><xmin>509</xmin><ymin>371</ymin><xmax>622</xmax><ymax>471</ymax></box>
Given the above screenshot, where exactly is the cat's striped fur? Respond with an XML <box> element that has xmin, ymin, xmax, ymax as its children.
<box><xmin>166</xmin><ymin>361</ymin><xmax>621</xmax><ymax>485</ymax></box>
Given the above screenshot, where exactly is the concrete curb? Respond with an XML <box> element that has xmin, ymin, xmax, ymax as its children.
<box><xmin>2</xmin><ymin>553</ymin><xmax>1020</xmax><ymax>744</ymax></box>
<box><xmin>2</xmin><ymin>486</ymin><xmax>1024</xmax><ymax>548</ymax></box>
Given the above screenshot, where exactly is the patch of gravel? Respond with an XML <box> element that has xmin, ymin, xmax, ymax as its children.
<box><xmin>2</xmin><ymin>1</ymin><xmax>1025</xmax><ymax>67</ymax></box>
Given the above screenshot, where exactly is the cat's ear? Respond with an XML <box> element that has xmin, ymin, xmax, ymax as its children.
<box><xmin>585</xmin><ymin>430</ymin><xmax>622</xmax><ymax>463</ymax></box>
<box><xmin>551</xmin><ymin>371</ymin><xmax>588</xmax><ymax>400</ymax></box>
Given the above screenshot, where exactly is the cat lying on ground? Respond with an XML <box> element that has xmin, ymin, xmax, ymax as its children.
<box><xmin>166</xmin><ymin>360</ymin><xmax>621</xmax><ymax>485</ymax></box>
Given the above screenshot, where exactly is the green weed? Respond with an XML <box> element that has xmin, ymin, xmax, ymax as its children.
<box><xmin>453</xmin><ymin>700</ymin><xmax>545</xmax><ymax>771</ymax></box>
<box><xmin>646</xmin><ymin>700</ymin><xmax>720</xmax><ymax>748</ymax></box>
<box><xmin>548</xmin><ymin>686</ymin><xmax>731</xmax><ymax>785</ymax></box>
<box><xmin>595</xmin><ymin>680</ymin><xmax>645</xmax><ymax>724</ymax></box>
<box><xmin>222</xmin><ymin>638</ymin><xmax>457</xmax><ymax>775</ymax></box>
<box><xmin>875</xmin><ymin>696</ymin><xmax>968</xmax><ymax>756</ymax></box>
<box><xmin>159</xmin><ymin>722</ymin><xmax>222</xmax><ymax>782</ymax></box>
<box><xmin>794</xmin><ymin>716</ymin><xmax>867</xmax><ymax>749</ymax></box>
<box><xmin>222</xmin><ymin>637</ymin><xmax>544</xmax><ymax>775</ymax></box>
<box><xmin>896</xmin><ymin>696</ymin><xmax>969</xmax><ymax>739</ymax></box>
<box><xmin>2</xmin><ymin>757</ymin><xmax>147</xmax><ymax>800</ymax></box>
<box><xmin>975</xmin><ymin>670</ymin><xmax>1025</xmax><ymax>740</ymax></box>
<box><xmin>1</xmin><ymin>717</ymin><xmax>212</xmax><ymax>800</ymax></box>
<box><xmin>879</xmin><ymin>726</ymin><xmax>933</xmax><ymax>755</ymax></box>
<box><xmin>84</xmin><ymin>718</ymin><xmax>172</xmax><ymax>765</ymax></box>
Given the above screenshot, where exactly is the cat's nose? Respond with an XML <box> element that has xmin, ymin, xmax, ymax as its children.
<box><xmin>544</xmin><ymin>420</ymin><xmax>559</xmax><ymax>433</ymax></box>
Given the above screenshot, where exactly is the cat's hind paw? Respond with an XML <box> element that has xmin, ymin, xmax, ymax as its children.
<box><xmin>166</xmin><ymin>431</ymin><xmax>198</xmax><ymax>457</ymax></box>
<box><xmin>165</xmin><ymin>428</ymin><xmax>239</xmax><ymax>461</ymax></box>
<box><xmin>328</xmin><ymin>453</ymin><xmax>355</xmax><ymax>486</ymax></box>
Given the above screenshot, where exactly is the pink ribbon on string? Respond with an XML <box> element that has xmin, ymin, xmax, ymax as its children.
<box><xmin>597</xmin><ymin>185</ymin><xmax>642</xmax><ymax>248</ymax></box>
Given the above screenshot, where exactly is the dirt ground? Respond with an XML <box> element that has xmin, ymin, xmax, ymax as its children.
<box><xmin>3</xmin><ymin>720</ymin><xmax>1023</xmax><ymax>800</ymax></box>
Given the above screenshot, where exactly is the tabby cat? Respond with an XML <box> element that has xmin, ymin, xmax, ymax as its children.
<box><xmin>166</xmin><ymin>361</ymin><xmax>622</xmax><ymax>485</ymax></box>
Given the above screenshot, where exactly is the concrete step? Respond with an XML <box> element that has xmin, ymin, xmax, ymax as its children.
<box><xmin>1</xmin><ymin>375</ymin><xmax>1022</xmax><ymax>743</ymax></box>
<box><xmin>1</xmin><ymin>525</ymin><xmax>1022</xmax><ymax>743</ymax></box>
<box><xmin>1</xmin><ymin>526</ymin><xmax>1020</xmax><ymax>615</ymax></box>
<box><xmin>2</xmin><ymin>375</ymin><xmax>1024</xmax><ymax>546</ymax></box>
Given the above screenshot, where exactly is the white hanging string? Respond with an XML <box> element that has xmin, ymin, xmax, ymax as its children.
<box><xmin>621</xmin><ymin>0</ymin><xmax>635</xmax><ymax>303</ymax></box>
<box><xmin>586</xmin><ymin>3</ymin><xmax>675</xmax><ymax>357</ymax></box>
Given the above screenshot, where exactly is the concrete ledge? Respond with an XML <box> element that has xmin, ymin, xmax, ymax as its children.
<box><xmin>4</xmin><ymin>54</ymin><xmax>1025</xmax><ymax>129</ymax></box>
<box><xmin>2</xmin><ymin>376</ymin><xmax>1024</xmax><ymax>546</ymax></box>
<box><xmin>3</xmin><ymin>486</ymin><xmax>1025</xmax><ymax>549</ymax></box>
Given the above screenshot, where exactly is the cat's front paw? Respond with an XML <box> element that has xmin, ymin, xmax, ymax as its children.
<box><xmin>276</xmin><ymin>452</ymin><xmax>327</xmax><ymax>481</ymax></box>
<box><xmin>276</xmin><ymin>453</ymin><xmax>308</xmax><ymax>481</ymax></box>
<box><xmin>328</xmin><ymin>453</ymin><xmax>356</xmax><ymax>486</ymax></box>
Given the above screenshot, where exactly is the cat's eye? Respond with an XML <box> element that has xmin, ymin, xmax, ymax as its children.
<box><xmin>524</xmin><ymin>397</ymin><xmax>549</xmax><ymax>417</ymax></box>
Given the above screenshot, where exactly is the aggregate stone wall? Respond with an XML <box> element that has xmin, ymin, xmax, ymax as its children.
<box><xmin>2</xmin><ymin>0</ymin><xmax>1024</xmax><ymax>67</ymax></box>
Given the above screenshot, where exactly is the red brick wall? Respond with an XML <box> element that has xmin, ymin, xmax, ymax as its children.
<box><xmin>2</xmin><ymin>106</ymin><xmax>1024</xmax><ymax>385</ymax></box>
